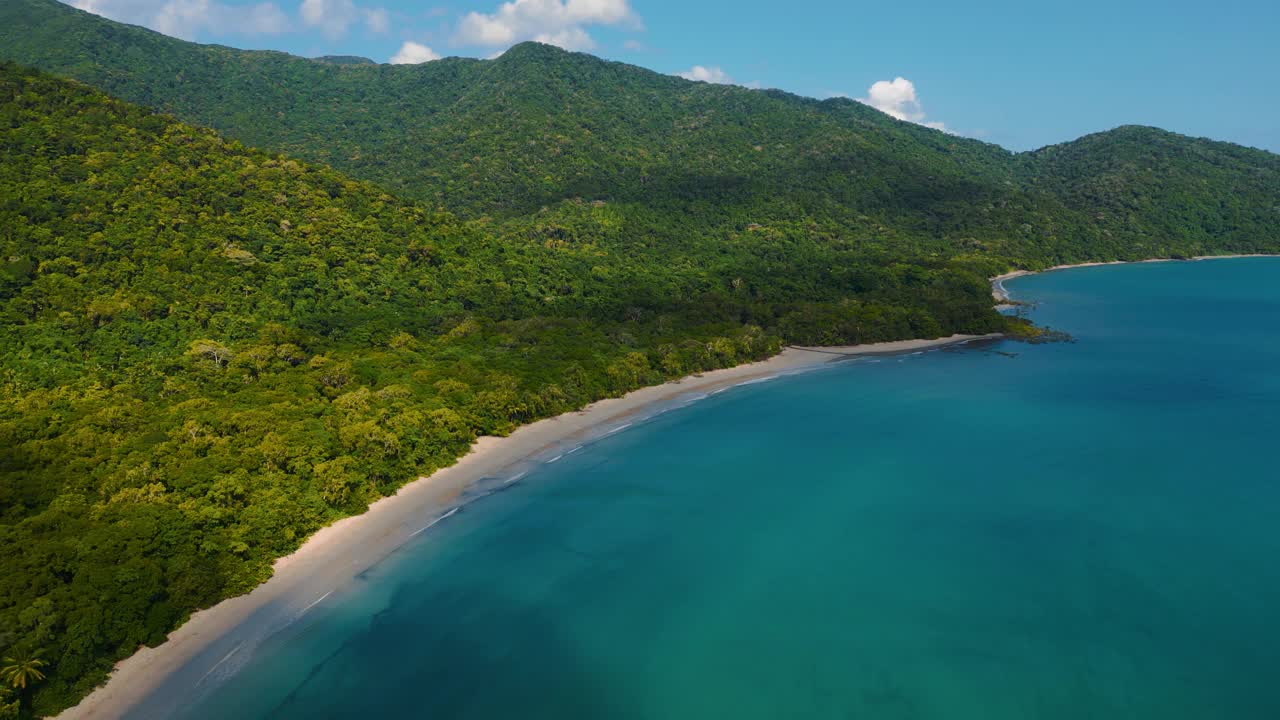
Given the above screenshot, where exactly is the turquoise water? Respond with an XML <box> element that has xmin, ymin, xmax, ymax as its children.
<box><xmin>164</xmin><ymin>258</ymin><xmax>1280</xmax><ymax>719</ymax></box>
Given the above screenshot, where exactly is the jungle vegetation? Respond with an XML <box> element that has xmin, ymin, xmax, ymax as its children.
<box><xmin>1</xmin><ymin>0</ymin><xmax>1279</xmax><ymax>715</ymax></box>
<box><xmin>0</xmin><ymin>63</ymin><xmax>1010</xmax><ymax>715</ymax></box>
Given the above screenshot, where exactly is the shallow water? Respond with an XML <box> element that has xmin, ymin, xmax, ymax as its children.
<box><xmin>167</xmin><ymin>258</ymin><xmax>1280</xmax><ymax>719</ymax></box>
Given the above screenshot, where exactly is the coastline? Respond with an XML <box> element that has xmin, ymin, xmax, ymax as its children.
<box><xmin>990</xmin><ymin>253</ymin><xmax>1278</xmax><ymax>302</ymax></box>
<box><xmin>58</xmin><ymin>333</ymin><xmax>999</xmax><ymax>720</ymax></box>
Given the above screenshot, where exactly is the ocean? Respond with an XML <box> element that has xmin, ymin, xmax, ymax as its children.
<box><xmin>160</xmin><ymin>258</ymin><xmax>1280</xmax><ymax>719</ymax></box>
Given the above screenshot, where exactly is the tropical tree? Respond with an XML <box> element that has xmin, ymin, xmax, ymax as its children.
<box><xmin>1</xmin><ymin>654</ymin><xmax>46</xmax><ymax>691</ymax></box>
<box><xmin>187</xmin><ymin>339</ymin><xmax>234</xmax><ymax>368</ymax></box>
<box><xmin>0</xmin><ymin>686</ymin><xmax>17</xmax><ymax>720</ymax></box>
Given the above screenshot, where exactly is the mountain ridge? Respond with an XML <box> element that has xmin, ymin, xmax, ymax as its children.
<box><xmin>3</xmin><ymin>0</ymin><xmax>1276</xmax><ymax>270</ymax></box>
<box><xmin>3</xmin><ymin>0</ymin><xmax>1273</xmax><ymax>158</ymax></box>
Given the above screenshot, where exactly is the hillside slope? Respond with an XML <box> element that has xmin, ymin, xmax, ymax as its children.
<box><xmin>4</xmin><ymin>0</ymin><xmax>1277</xmax><ymax>265</ymax></box>
<box><xmin>0</xmin><ymin>62</ymin><xmax>1013</xmax><ymax>715</ymax></box>
<box><xmin>1021</xmin><ymin>126</ymin><xmax>1280</xmax><ymax>257</ymax></box>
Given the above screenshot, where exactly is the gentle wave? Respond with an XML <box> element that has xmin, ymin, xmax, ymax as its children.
<box><xmin>604</xmin><ymin>422</ymin><xmax>633</xmax><ymax>436</ymax></box>
<box><xmin>192</xmin><ymin>643</ymin><xmax>245</xmax><ymax>691</ymax></box>
<box><xmin>299</xmin><ymin>591</ymin><xmax>332</xmax><ymax>616</ymax></box>
<box><xmin>734</xmin><ymin>375</ymin><xmax>779</xmax><ymax>387</ymax></box>
<box><xmin>994</xmin><ymin>278</ymin><xmax>1012</xmax><ymax>300</ymax></box>
<box><xmin>409</xmin><ymin>507</ymin><xmax>459</xmax><ymax>538</ymax></box>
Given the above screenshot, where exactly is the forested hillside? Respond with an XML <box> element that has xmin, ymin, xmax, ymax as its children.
<box><xmin>1</xmin><ymin>0</ymin><xmax>1279</xmax><ymax>716</ymax></box>
<box><xmin>3</xmin><ymin>0</ymin><xmax>1278</xmax><ymax>268</ymax></box>
<box><xmin>0</xmin><ymin>63</ymin><xmax>1010</xmax><ymax>716</ymax></box>
<box><xmin>1020</xmin><ymin>126</ymin><xmax>1280</xmax><ymax>257</ymax></box>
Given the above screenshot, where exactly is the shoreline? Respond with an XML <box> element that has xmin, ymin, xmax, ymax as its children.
<box><xmin>58</xmin><ymin>333</ymin><xmax>999</xmax><ymax>720</ymax></box>
<box><xmin>990</xmin><ymin>253</ymin><xmax>1278</xmax><ymax>302</ymax></box>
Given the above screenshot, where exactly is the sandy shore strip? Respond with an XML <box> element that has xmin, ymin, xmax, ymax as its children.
<box><xmin>990</xmin><ymin>253</ymin><xmax>1279</xmax><ymax>302</ymax></box>
<box><xmin>58</xmin><ymin>332</ymin><xmax>1000</xmax><ymax>720</ymax></box>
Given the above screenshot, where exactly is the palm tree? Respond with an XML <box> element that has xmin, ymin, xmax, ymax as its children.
<box><xmin>0</xmin><ymin>686</ymin><xmax>16</xmax><ymax>717</ymax></box>
<box><xmin>0</xmin><ymin>655</ymin><xmax>46</xmax><ymax>691</ymax></box>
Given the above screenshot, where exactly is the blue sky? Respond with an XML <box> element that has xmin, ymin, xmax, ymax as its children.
<box><xmin>63</xmin><ymin>0</ymin><xmax>1280</xmax><ymax>152</ymax></box>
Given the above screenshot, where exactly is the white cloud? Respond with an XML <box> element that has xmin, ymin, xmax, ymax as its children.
<box><xmin>533</xmin><ymin>26</ymin><xmax>594</xmax><ymax>50</ymax></box>
<box><xmin>364</xmin><ymin>6</ymin><xmax>388</xmax><ymax>33</ymax></box>
<box><xmin>861</xmin><ymin>77</ymin><xmax>923</xmax><ymax>122</ymax></box>
<box><xmin>246</xmin><ymin>2</ymin><xmax>290</xmax><ymax>32</ymax></box>
<box><xmin>677</xmin><ymin>65</ymin><xmax>731</xmax><ymax>84</ymax></box>
<box><xmin>675</xmin><ymin>65</ymin><xmax>761</xmax><ymax>89</ymax></box>
<box><xmin>68</xmin><ymin>0</ymin><xmax>289</xmax><ymax>38</ymax></box>
<box><xmin>299</xmin><ymin>0</ymin><xmax>388</xmax><ymax>38</ymax></box>
<box><xmin>390</xmin><ymin>40</ymin><xmax>440</xmax><ymax>64</ymax></box>
<box><xmin>455</xmin><ymin>0</ymin><xmax>640</xmax><ymax>51</ymax></box>
<box><xmin>152</xmin><ymin>0</ymin><xmax>214</xmax><ymax>36</ymax></box>
<box><xmin>855</xmin><ymin>77</ymin><xmax>948</xmax><ymax>131</ymax></box>
<box><xmin>69</xmin><ymin>0</ymin><xmax>100</xmax><ymax>12</ymax></box>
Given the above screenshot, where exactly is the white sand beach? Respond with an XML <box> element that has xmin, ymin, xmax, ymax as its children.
<box><xmin>57</xmin><ymin>333</ymin><xmax>1000</xmax><ymax>720</ymax></box>
<box><xmin>60</xmin><ymin>253</ymin><xmax>1280</xmax><ymax>719</ymax></box>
